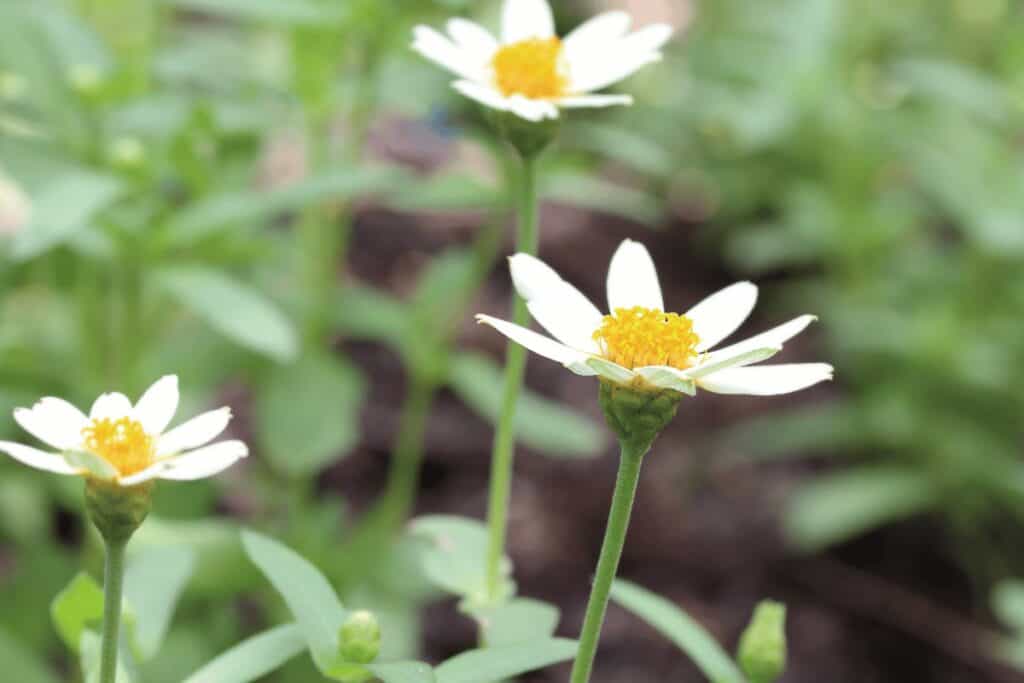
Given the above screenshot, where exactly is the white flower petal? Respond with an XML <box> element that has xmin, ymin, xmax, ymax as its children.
<box><xmin>586</xmin><ymin>357</ymin><xmax>636</xmax><ymax>384</ymax></box>
<box><xmin>13</xmin><ymin>397</ymin><xmax>89</xmax><ymax>450</ymax></box>
<box><xmin>502</xmin><ymin>0</ymin><xmax>555</xmax><ymax>43</ymax></box>
<box><xmin>563</xmin><ymin>11</ymin><xmax>632</xmax><ymax>66</ymax></box>
<box><xmin>121</xmin><ymin>440</ymin><xmax>248</xmax><ymax>486</ymax></box>
<box><xmin>476</xmin><ymin>314</ymin><xmax>596</xmax><ymax>375</ymax></box>
<box><xmin>701</xmin><ymin>315</ymin><xmax>818</xmax><ymax>366</ymax></box>
<box><xmin>558</xmin><ymin>94</ymin><xmax>634</xmax><ymax>108</ymax></box>
<box><xmin>569</xmin><ymin>24</ymin><xmax>673</xmax><ymax>92</ymax></box>
<box><xmin>696</xmin><ymin>363</ymin><xmax>834</xmax><ymax>396</ymax></box>
<box><xmin>133</xmin><ymin>375</ymin><xmax>179</xmax><ymax>435</ymax></box>
<box><xmin>607</xmin><ymin>239</ymin><xmax>664</xmax><ymax>312</ymax></box>
<box><xmin>452</xmin><ymin>79</ymin><xmax>513</xmax><ymax>112</ymax></box>
<box><xmin>509</xmin><ymin>254</ymin><xmax>602</xmax><ymax>352</ymax></box>
<box><xmin>684</xmin><ymin>346</ymin><xmax>780</xmax><ymax>379</ymax></box>
<box><xmin>0</xmin><ymin>441</ymin><xmax>80</xmax><ymax>475</ymax></box>
<box><xmin>412</xmin><ymin>25</ymin><xmax>488</xmax><ymax>82</ymax></box>
<box><xmin>90</xmin><ymin>392</ymin><xmax>133</xmax><ymax>421</ymax></box>
<box><xmin>686</xmin><ymin>282</ymin><xmax>758</xmax><ymax>351</ymax></box>
<box><xmin>633</xmin><ymin>366</ymin><xmax>696</xmax><ymax>395</ymax></box>
<box><xmin>447</xmin><ymin>18</ymin><xmax>499</xmax><ymax>61</ymax></box>
<box><xmin>157</xmin><ymin>407</ymin><xmax>233</xmax><ymax>457</ymax></box>
<box><xmin>505</xmin><ymin>94</ymin><xmax>559</xmax><ymax>121</ymax></box>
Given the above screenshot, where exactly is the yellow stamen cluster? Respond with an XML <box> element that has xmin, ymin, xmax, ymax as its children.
<box><xmin>81</xmin><ymin>417</ymin><xmax>154</xmax><ymax>476</ymax></box>
<box><xmin>491</xmin><ymin>37</ymin><xmax>568</xmax><ymax>99</ymax></box>
<box><xmin>593</xmin><ymin>306</ymin><xmax>701</xmax><ymax>370</ymax></box>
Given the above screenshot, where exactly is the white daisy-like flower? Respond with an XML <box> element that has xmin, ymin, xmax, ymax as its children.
<box><xmin>412</xmin><ymin>0</ymin><xmax>673</xmax><ymax>121</ymax></box>
<box><xmin>0</xmin><ymin>376</ymin><xmax>248</xmax><ymax>486</ymax></box>
<box><xmin>477</xmin><ymin>240</ymin><xmax>834</xmax><ymax>396</ymax></box>
<box><xmin>0</xmin><ymin>170</ymin><xmax>30</xmax><ymax>236</ymax></box>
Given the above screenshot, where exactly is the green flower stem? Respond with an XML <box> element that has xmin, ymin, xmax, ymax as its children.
<box><xmin>569</xmin><ymin>440</ymin><xmax>647</xmax><ymax>683</ymax></box>
<box><xmin>378</xmin><ymin>377</ymin><xmax>435</xmax><ymax>532</ymax></box>
<box><xmin>485</xmin><ymin>152</ymin><xmax>540</xmax><ymax>601</ymax></box>
<box><xmin>98</xmin><ymin>538</ymin><xmax>127</xmax><ymax>683</ymax></box>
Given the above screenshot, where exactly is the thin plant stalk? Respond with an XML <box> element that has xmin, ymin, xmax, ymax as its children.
<box><xmin>484</xmin><ymin>153</ymin><xmax>540</xmax><ymax>600</ymax></box>
<box><xmin>98</xmin><ymin>539</ymin><xmax>128</xmax><ymax>683</ymax></box>
<box><xmin>569</xmin><ymin>441</ymin><xmax>646</xmax><ymax>683</ymax></box>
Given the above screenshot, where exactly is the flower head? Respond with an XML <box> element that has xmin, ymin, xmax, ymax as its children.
<box><xmin>413</xmin><ymin>0</ymin><xmax>673</xmax><ymax>121</ymax></box>
<box><xmin>0</xmin><ymin>376</ymin><xmax>248</xmax><ymax>487</ymax></box>
<box><xmin>477</xmin><ymin>240</ymin><xmax>833</xmax><ymax>396</ymax></box>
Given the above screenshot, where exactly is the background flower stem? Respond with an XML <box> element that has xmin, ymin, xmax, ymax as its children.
<box><xmin>485</xmin><ymin>151</ymin><xmax>540</xmax><ymax>601</ymax></box>
<box><xmin>569</xmin><ymin>440</ymin><xmax>646</xmax><ymax>683</ymax></box>
<box><xmin>98</xmin><ymin>538</ymin><xmax>127</xmax><ymax>683</ymax></box>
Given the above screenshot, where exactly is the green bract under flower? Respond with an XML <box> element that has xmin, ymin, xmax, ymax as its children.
<box><xmin>477</xmin><ymin>239</ymin><xmax>833</xmax><ymax>397</ymax></box>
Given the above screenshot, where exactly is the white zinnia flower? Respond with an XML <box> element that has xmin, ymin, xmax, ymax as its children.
<box><xmin>0</xmin><ymin>376</ymin><xmax>248</xmax><ymax>486</ymax></box>
<box><xmin>413</xmin><ymin>0</ymin><xmax>673</xmax><ymax>121</ymax></box>
<box><xmin>477</xmin><ymin>240</ymin><xmax>834</xmax><ymax>396</ymax></box>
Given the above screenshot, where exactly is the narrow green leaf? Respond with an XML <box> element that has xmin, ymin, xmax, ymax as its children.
<box><xmin>11</xmin><ymin>172</ymin><xmax>122</xmax><ymax>261</ymax></box>
<box><xmin>993</xmin><ymin>581</ymin><xmax>1024</xmax><ymax>632</ymax></box>
<box><xmin>368</xmin><ymin>661</ymin><xmax>436</xmax><ymax>683</ymax></box>
<box><xmin>160</xmin><ymin>0</ymin><xmax>345</xmax><ymax>25</ymax></box>
<box><xmin>389</xmin><ymin>173</ymin><xmax>504</xmax><ymax>212</ymax></box>
<box><xmin>182</xmin><ymin>624</ymin><xmax>306</xmax><ymax>683</ymax></box>
<box><xmin>241</xmin><ymin>531</ymin><xmax>347</xmax><ymax>671</ymax></box>
<box><xmin>335</xmin><ymin>285</ymin><xmax>410</xmax><ymax>346</ymax></box>
<box><xmin>155</xmin><ymin>266</ymin><xmax>299</xmax><ymax>362</ymax></box>
<box><xmin>434</xmin><ymin>639</ymin><xmax>578</xmax><ymax>683</ymax></box>
<box><xmin>51</xmin><ymin>573</ymin><xmax>104</xmax><ymax>654</ymax></box>
<box><xmin>448</xmin><ymin>353</ymin><xmax>606</xmax><ymax>458</ymax></box>
<box><xmin>256</xmin><ymin>353</ymin><xmax>364</xmax><ymax>476</ymax></box>
<box><xmin>471</xmin><ymin>598</ymin><xmax>560</xmax><ymax>647</ymax></box>
<box><xmin>610</xmin><ymin>580</ymin><xmax>746</xmax><ymax>683</ymax></box>
<box><xmin>409</xmin><ymin>516</ymin><xmax>514</xmax><ymax>607</ymax></box>
<box><xmin>784</xmin><ymin>466</ymin><xmax>938</xmax><ymax>551</ymax></box>
<box><xmin>124</xmin><ymin>546</ymin><xmax>196</xmax><ymax>659</ymax></box>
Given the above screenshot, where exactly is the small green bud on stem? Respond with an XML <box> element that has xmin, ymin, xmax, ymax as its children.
<box><xmin>737</xmin><ymin>600</ymin><xmax>787</xmax><ymax>683</ymax></box>
<box><xmin>339</xmin><ymin>610</ymin><xmax>381</xmax><ymax>665</ymax></box>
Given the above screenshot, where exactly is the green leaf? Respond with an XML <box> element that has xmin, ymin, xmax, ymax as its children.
<box><xmin>155</xmin><ymin>266</ymin><xmax>299</xmax><ymax>362</ymax></box>
<box><xmin>471</xmin><ymin>598</ymin><xmax>560</xmax><ymax>647</ymax></box>
<box><xmin>434</xmin><ymin>639</ymin><xmax>578</xmax><ymax>683</ymax></box>
<box><xmin>10</xmin><ymin>172</ymin><xmax>122</xmax><ymax>261</ymax></box>
<box><xmin>541</xmin><ymin>171</ymin><xmax>661</xmax><ymax>225</ymax></box>
<box><xmin>80</xmin><ymin>629</ymin><xmax>136</xmax><ymax>683</ymax></box>
<box><xmin>124</xmin><ymin>546</ymin><xmax>196</xmax><ymax>659</ymax></box>
<box><xmin>159</xmin><ymin>0</ymin><xmax>345</xmax><ymax>25</ymax></box>
<box><xmin>182</xmin><ymin>624</ymin><xmax>306</xmax><ymax>683</ymax></box>
<box><xmin>51</xmin><ymin>573</ymin><xmax>104</xmax><ymax>654</ymax></box>
<box><xmin>447</xmin><ymin>353</ymin><xmax>606</xmax><ymax>458</ymax></box>
<box><xmin>992</xmin><ymin>581</ymin><xmax>1024</xmax><ymax>632</ymax></box>
<box><xmin>0</xmin><ymin>627</ymin><xmax>59</xmax><ymax>683</ymax></box>
<box><xmin>334</xmin><ymin>284</ymin><xmax>410</xmax><ymax>346</ymax></box>
<box><xmin>389</xmin><ymin>173</ymin><xmax>504</xmax><ymax>212</ymax></box>
<box><xmin>610</xmin><ymin>580</ymin><xmax>746</xmax><ymax>683</ymax></box>
<box><xmin>165</xmin><ymin>166</ymin><xmax>404</xmax><ymax>247</ymax></box>
<box><xmin>242</xmin><ymin>530</ymin><xmax>347</xmax><ymax>672</ymax></box>
<box><xmin>784</xmin><ymin>466</ymin><xmax>938</xmax><ymax>551</ymax></box>
<box><xmin>255</xmin><ymin>353</ymin><xmax>365</xmax><ymax>476</ymax></box>
<box><xmin>409</xmin><ymin>516</ymin><xmax>514</xmax><ymax>608</ymax></box>
<box><xmin>367</xmin><ymin>661</ymin><xmax>436</xmax><ymax>683</ymax></box>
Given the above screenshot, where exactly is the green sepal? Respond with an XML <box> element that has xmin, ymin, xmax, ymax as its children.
<box><xmin>486</xmin><ymin>109</ymin><xmax>560</xmax><ymax>159</ymax></box>
<box><xmin>85</xmin><ymin>478</ymin><xmax>153</xmax><ymax>544</ymax></box>
<box><xmin>598</xmin><ymin>380</ymin><xmax>683</xmax><ymax>455</ymax></box>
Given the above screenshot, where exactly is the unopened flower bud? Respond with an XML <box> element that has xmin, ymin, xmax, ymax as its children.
<box><xmin>737</xmin><ymin>601</ymin><xmax>787</xmax><ymax>683</ymax></box>
<box><xmin>339</xmin><ymin>610</ymin><xmax>381</xmax><ymax>665</ymax></box>
<box><xmin>598</xmin><ymin>380</ymin><xmax>682</xmax><ymax>454</ymax></box>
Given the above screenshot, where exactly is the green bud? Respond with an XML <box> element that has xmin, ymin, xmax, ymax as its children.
<box><xmin>339</xmin><ymin>610</ymin><xmax>381</xmax><ymax>665</ymax></box>
<box><xmin>67</xmin><ymin>64</ymin><xmax>103</xmax><ymax>96</ymax></box>
<box><xmin>598</xmin><ymin>380</ymin><xmax>683</xmax><ymax>454</ymax></box>
<box><xmin>487</xmin><ymin>108</ymin><xmax>560</xmax><ymax>159</ymax></box>
<box><xmin>108</xmin><ymin>137</ymin><xmax>146</xmax><ymax>169</ymax></box>
<box><xmin>84</xmin><ymin>478</ymin><xmax>153</xmax><ymax>544</ymax></box>
<box><xmin>737</xmin><ymin>601</ymin><xmax>787</xmax><ymax>683</ymax></box>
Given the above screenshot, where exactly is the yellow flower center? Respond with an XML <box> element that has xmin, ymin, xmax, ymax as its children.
<box><xmin>491</xmin><ymin>37</ymin><xmax>568</xmax><ymax>99</ymax></box>
<box><xmin>592</xmin><ymin>306</ymin><xmax>701</xmax><ymax>370</ymax></box>
<box><xmin>81</xmin><ymin>417</ymin><xmax>154</xmax><ymax>476</ymax></box>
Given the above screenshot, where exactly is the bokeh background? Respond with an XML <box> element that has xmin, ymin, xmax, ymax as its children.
<box><xmin>3</xmin><ymin>0</ymin><xmax>1024</xmax><ymax>681</ymax></box>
